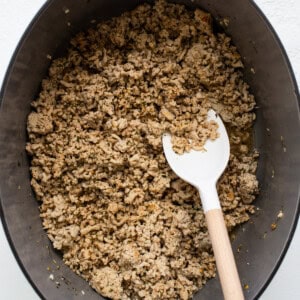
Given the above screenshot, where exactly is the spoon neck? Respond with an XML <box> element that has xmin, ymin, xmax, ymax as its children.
<box><xmin>197</xmin><ymin>181</ymin><xmax>221</xmax><ymax>213</ymax></box>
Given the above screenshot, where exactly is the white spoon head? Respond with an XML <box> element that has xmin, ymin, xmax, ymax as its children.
<box><xmin>162</xmin><ymin>109</ymin><xmax>230</xmax><ymax>188</ymax></box>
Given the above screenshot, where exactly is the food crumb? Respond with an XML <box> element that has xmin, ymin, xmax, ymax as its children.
<box><xmin>250</xmin><ymin>67</ymin><xmax>255</xmax><ymax>74</ymax></box>
<box><xmin>64</xmin><ymin>8</ymin><xmax>70</xmax><ymax>14</ymax></box>
<box><xmin>49</xmin><ymin>274</ymin><xmax>54</xmax><ymax>281</ymax></box>
<box><xmin>81</xmin><ymin>290</ymin><xmax>85</xmax><ymax>295</ymax></box>
<box><xmin>270</xmin><ymin>223</ymin><xmax>277</xmax><ymax>231</ymax></box>
<box><xmin>244</xmin><ymin>284</ymin><xmax>249</xmax><ymax>290</ymax></box>
<box><xmin>277</xmin><ymin>210</ymin><xmax>284</xmax><ymax>219</ymax></box>
<box><xmin>220</xmin><ymin>17</ymin><xmax>230</xmax><ymax>27</ymax></box>
<box><xmin>271</xmin><ymin>169</ymin><xmax>275</xmax><ymax>178</ymax></box>
<box><xmin>230</xmin><ymin>233</ymin><xmax>236</xmax><ymax>241</ymax></box>
<box><xmin>46</xmin><ymin>54</ymin><xmax>52</xmax><ymax>60</ymax></box>
<box><xmin>27</xmin><ymin>1</ymin><xmax>259</xmax><ymax>299</ymax></box>
<box><xmin>280</xmin><ymin>135</ymin><xmax>287</xmax><ymax>152</ymax></box>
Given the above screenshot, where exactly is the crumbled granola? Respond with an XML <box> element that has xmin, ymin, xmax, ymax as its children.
<box><xmin>27</xmin><ymin>1</ymin><xmax>258</xmax><ymax>299</ymax></box>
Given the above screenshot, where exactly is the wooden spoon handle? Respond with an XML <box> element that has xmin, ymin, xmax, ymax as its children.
<box><xmin>205</xmin><ymin>208</ymin><xmax>245</xmax><ymax>300</ymax></box>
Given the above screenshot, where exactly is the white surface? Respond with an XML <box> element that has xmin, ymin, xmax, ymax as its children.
<box><xmin>0</xmin><ymin>1</ymin><xmax>299</xmax><ymax>299</ymax></box>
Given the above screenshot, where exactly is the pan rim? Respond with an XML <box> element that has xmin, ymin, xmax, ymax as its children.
<box><xmin>0</xmin><ymin>1</ymin><xmax>299</xmax><ymax>299</ymax></box>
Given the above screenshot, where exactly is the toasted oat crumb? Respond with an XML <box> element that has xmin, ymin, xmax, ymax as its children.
<box><xmin>27</xmin><ymin>1</ymin><xmax>258</xmax><ymax>299</ymax></box>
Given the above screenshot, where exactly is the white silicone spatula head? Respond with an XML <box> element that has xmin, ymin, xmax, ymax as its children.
<box><xmin>162</xmin><ymin>109</ymin><xmax>245</xmax><ymax>300</ymax></box>
<box><xmin>163</xmin><ymin>109</ymin><xmax>229</xmax><ymax>186</ymax></box>
<box><xmin>162</xmin><ymin>109</ymin><xmax>230</xmax><ymax>212</ymax></box>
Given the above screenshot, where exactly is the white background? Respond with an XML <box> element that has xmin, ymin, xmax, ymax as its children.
<box><xmin>0</xmin><ymin>0</ymin><xmax>299</xmax><ymax>299</ymax></box>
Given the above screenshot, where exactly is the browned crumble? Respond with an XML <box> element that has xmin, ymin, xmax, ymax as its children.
<box><xmin>26</xmin><ymin>1</ymin><xmax>258</xmax><ymax>299</ymax></box>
